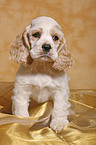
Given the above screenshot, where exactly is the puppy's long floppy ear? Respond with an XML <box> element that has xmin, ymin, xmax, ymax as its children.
<box><xmin>53</xmin><ymin>35</ymin><xmax>72</xmax><ymax>71</ymax></box>
<box><xmin>9</xmin><ymin>25</ymin><xmax>33</xmax><ymax>66</ymax></box>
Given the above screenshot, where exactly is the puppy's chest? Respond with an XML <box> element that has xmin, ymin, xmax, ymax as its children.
<box><xmin>30</xmin><ymin>75</ymin><xmax>57</xmax><ymax>103</ymax></box>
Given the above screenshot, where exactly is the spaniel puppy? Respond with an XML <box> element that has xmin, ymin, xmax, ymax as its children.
<box><xmin>10</xmin><ymin>16</ymin><xmax>72</xmax><ymax>131</ymax></box>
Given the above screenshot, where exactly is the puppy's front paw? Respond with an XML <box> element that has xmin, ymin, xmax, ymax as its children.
<box><xmin>14</xmin><ymin>110</ymin><xmax>29</xmax><ymax>117</ymax></box>
<box><xmin>50</xmin><ymin>118</ymin><xmax>69</xmax><ymax>131</ymax></box>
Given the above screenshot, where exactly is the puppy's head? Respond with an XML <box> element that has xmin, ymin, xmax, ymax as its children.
<box><xmin>10</xmin><ymin>16</ymin><xmax>72</xmax><ymax>70</ymax></box>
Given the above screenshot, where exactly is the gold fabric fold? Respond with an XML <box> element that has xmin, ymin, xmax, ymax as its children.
<box><xmin>0</xmin><ymin>82</ymin><xmax>96</xmax><ymax>145</ymax></box>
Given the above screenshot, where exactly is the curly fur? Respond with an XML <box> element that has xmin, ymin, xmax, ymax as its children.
<box><xmin>10</xmin><ymin>16</ymin><xmax>72</xmax><ymax>131</ymax></box>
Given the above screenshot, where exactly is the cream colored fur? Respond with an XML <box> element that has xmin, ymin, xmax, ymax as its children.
<box><xmin>10</xmin><ymin>16</ymin><xmax>72</xmax><ymax>131</ymax></box>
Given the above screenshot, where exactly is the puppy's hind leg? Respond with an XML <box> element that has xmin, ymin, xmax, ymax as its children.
<box><xmin>12</xmin><ymin>81</ymin><xmax>32</xmax><ymax>117</ymax></box>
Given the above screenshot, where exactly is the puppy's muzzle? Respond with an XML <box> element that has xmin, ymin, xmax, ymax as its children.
<box><xmin>42</xmin><ymin>44</ymin><xmax>51</xmax><ymax>53</ymax></box>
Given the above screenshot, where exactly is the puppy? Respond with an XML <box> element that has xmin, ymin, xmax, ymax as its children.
<box><xmin>10</xmin><ymin>16</ymin><xmax>72</xmax><ymax>131</ymax></box>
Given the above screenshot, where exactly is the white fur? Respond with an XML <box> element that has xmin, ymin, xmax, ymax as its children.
<box><xmin>12</xmin><ymin>16</ymin><xmax>71</xmax><ymax>131</ymax></box>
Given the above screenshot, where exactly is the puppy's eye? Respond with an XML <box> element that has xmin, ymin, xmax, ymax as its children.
<box><xmin>32</xmin><ymin>32</ymin><xmax>40</xmax><ymax>38</ymax></box>
<box><xmin>52</xmin><ymin>35</ymin><xmax>59</xmax><ymax>41</ymax></box>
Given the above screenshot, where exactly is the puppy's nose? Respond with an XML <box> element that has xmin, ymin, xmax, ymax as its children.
<box><xmin>42</xmin><ymin>44</ymin><xmax>51</xmax><ymax>53</ymax></box>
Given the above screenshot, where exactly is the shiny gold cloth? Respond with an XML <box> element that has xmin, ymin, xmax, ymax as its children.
<box><xmin>0</xmin><ymin>82</ymin><xmax>96</xmax><ymax>145</ymax></box>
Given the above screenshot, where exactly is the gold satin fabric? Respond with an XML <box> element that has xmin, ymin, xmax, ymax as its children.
<box><xmin>0</xmin><ymin>82</ymin><xmax>96</xmax><ymax>145</ymax></box>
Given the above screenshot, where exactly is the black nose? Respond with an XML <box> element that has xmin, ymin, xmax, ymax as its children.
<box><xmin>42</xmin><ymin>44</ymin><xmax>51</xmax><ymax>53</ymax></box>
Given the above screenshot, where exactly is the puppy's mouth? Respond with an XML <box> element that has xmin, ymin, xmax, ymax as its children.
<box><xmin>41</xmin><ymin>54</ymin><xmax>52</xmax><ymax>61</ymax></box>
<box><xmin>40</xmin><ymin>53</ymin><xmax>51</xmax><ymax>57</ymax></box>
<box><xmin>32</xmin><ymin>53</ymin><xmax>54</xmax><ymax>62</ymax></box>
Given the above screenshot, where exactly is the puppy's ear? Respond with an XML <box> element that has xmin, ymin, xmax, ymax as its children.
<box><xmin>9</xmin><ymin>25</ymin><xmax>33</xmax><ymax>66</ymax></box>
<box><xmin>53</xmin><ymin>35</ymin><xmax>72</xmax><ymax>71</ymax></box>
